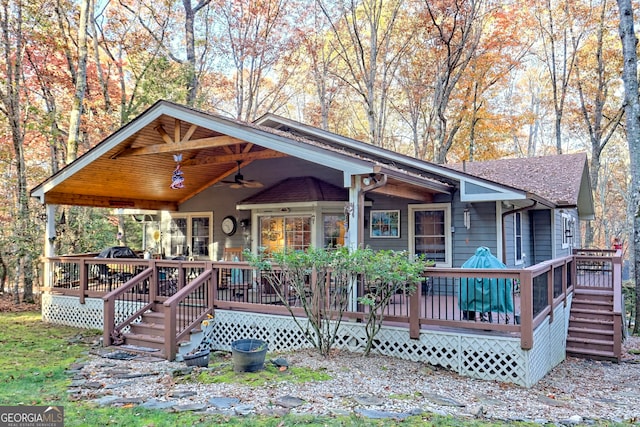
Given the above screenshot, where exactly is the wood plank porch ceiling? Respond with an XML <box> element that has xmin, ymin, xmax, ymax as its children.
<box><xmin>43</xmin><ymin>115</ymin><xmax>289</xmax><ymax>210</ymax></box>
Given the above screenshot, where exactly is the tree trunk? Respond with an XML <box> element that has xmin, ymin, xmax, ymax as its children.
<box><xmin>66</xmin><ymin>0</ymin><xmax>90</xmax><ymax>164</ymax></box>
<box><xmin>616</xmin><ymin>0</ymin><xmax>640</xmax><ymax>334</ymax></box>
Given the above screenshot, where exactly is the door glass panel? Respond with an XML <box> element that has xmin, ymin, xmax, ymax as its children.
<box><xmin>323</xmin><ymin>214</ymin><xmax>346</xmax><ymax>248</ymax></box>
<box><xmin>191</xmin><ymin>217</ymin><xmax>210</xmax><ymax>257</ymax></box>
<box><xmin>414</xmin><ymin>210</ymin><xmax>446</xmax><ymax>263</ymax></box>
<box><xmin>170</xmin><ymin>218</ymin><xmax>187</xmax><ymax>257</ymax></box>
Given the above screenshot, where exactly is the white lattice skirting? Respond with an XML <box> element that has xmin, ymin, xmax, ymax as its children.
<box><xmin>42</xmin><ymin>294</ymin><xmax>571</xmax><ymax>387</ymax></box>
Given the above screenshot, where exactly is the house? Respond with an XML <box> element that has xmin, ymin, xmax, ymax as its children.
<box><xmin>31</xmin><ymin>100</ymin><xmax>593</xmax><ymax>266</ymax></box>
<box><xmin>30</xmin><ymin>100</ymin><xmax>620</xmax><ymax>387</ymax></box>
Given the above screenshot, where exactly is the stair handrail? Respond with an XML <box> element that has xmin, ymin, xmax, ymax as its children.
<box><xmin>102</xmin><ymin>267</ymin><xmax>154</xmax><ymax>346</ymax></box>
<box><xmin>162</xmin><ymin>267</ymin><xmax>216</xmax><ymax>360</ymax></box>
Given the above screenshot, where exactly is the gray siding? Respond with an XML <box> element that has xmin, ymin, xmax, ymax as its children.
<box><xmin>531</xmin><ymin>210</ymin><xmax>552</xmax><ymax>264</ymax></box>
<box><xmin>451</xmin><ymin>200</ymin><xmax>497</xmax><ymax>267</ymax></box>
<box><xmin>363</xmin><ymin>194</ymin><xmax>409</xmax><ymax>251</ymax></box>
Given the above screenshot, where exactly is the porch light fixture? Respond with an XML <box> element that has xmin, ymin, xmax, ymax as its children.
<box><xmin>362</xmin><ymin>173</ymin><xmax>382</xmax><ymax>186</ymax></box>
<box><xmin>463</xmin><ymin>208</ymin><xmax>471</xmax><ymax>229</ymax></box>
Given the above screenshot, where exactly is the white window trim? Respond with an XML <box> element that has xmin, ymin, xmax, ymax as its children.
<box><xmin>514</xmin><ymin>212</ymin><xmax>523</xmax><ymax>265</ymax></box>
<box><xmin>408</xmin><ymin>203</ymin><xmax>452</xmax><ymax>267</ymax></box>
<box><xmin>561</xmin><ymin>212</ymin><xmax>574</xmax><ymax>249</ymax></box>
<box><xmin>252</xmin><ymin>211</ymin><xmax>316</xmax><ymax>253</ymax></box>
<box><xmin>165</xmin><ymin>211</ymin><xmax>213</xmax><ymax>260</ymax></box>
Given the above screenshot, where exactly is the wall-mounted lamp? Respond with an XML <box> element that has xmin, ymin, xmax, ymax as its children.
<box><xmin>362</xmin><ymin>173</ymin><xmax>381</xmax><ymax>186</ymax></box>
<box><xmin>463</xmin><ymin>208</ymin><xmax>471</xmax><ymax>229</ymax></box>
<box><xmin>564</xmin><ymin>229</ymin><xmax>573</xmax><ymax>239</ymax></box>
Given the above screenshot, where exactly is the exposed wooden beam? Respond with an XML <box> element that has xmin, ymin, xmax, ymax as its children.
<box><xmin>43</xmin><ymin>193</ymin><xmax>179</xmax><ymax>211</ymax></box>
<box><xmin>115</xmin><ymin>135</ymin><xmax>246</xmax><ymax>158</ymax></box>
<box><xmin>155</xmin><ymin>125</ymin><xmax>173</xmax><ymax>144</ymax></box>
<box><xmin>181</xmin><ymin>149</ymin><xmax>288</xmax><ymax>166</ymax></box>
<box><xmin>370</xmin><ymin>183</ymin><xmax>434</xmax><ymax>202</ymax></box>
<box><xmin>182</xmin><ymin>124</ymin><xmax>198</xmax><ymax>142</ymax></box>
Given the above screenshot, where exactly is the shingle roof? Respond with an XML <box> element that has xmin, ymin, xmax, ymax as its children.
<box><xmin>445</xmin><ymin>153</ymin><xmax>588</xmax><ymax>206</ymax></box>
<box><xmin>239</xmin><ymin>176</ymin><xmax>348</xmax><ymax>204</ymax></box>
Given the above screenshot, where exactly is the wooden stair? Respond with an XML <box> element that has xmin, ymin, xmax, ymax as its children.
<box><xmin>121</xmin><ymin>302</ymin><xmax>197</xmax><ymax>359</ymax></box>
<box><xmin>566</xmin><ymin>289</ymin><xmax>620</xmax><ymax>362</ymax></box>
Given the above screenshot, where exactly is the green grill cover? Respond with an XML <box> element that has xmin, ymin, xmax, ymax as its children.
<box><xmin>459</xmin><ymin>247</ymin><xmax>514</xmax><ymax>314</ymax></box>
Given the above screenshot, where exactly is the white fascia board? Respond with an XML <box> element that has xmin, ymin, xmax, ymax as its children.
<box><xmin>459</xmin><ymin>179</ymin><xmax>526</xmax><ymax>202</ymax></box>
<box><xmin>32</xmin><ymin>104</ymin><xmax>170</xmax><ymax>200</ymax></box>
<box><xmin>256</xmin><ymin>115</ymin><xmax>534</xmax><ymax>197</ymax></box>
<box><xmin>167</xmin><ymin>107</ymin><xmax>373</xmax><ymax>178</ymax></box>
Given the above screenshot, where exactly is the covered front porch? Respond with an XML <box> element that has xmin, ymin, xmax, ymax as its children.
<box><xmin>41</xmin><ymin>248</ymin><xmax>623</xmax><ymax>387</ymax></box>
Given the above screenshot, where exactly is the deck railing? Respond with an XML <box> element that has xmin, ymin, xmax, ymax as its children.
<box><xmin>43</xmin><ymin>250</ymin><xmax>620</xmax><ymax>354</ymax></box>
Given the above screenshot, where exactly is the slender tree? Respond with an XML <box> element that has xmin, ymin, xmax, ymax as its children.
<box><xmin>616</xmin><ymin>0</ymin><xmax>640</xmax><ymax>333</ymax></box>
<box><xmin>572</xmin><ymin>0</ymin><xmax>624</xmax><ymax>247</ymax></box>
<box><xmin>316</xmin><ymin>0</ymin><xmax>410</xmax><ymax>147</ymax></box>
<box><xmin>65</xmin><ymin>0</ymin><xmax>90</xmax><ymax>163</ymax></box>
<box><xmin>0</xmin><ymin>0</ymin><xmax>35</xmax><ymax>303</ymax></box>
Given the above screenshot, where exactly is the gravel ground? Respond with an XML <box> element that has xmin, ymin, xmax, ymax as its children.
<box><xmin>74</xmin><ymin>336</ymin><xmax>640</xmax><ymax>424</ymax></box>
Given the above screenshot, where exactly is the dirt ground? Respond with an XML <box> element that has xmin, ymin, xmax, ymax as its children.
<box><xmin>0</xmin><ymin>293</ymin><xmax>41</xmax><ymax>312</ymax></box>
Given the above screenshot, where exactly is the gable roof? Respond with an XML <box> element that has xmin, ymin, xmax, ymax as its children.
<box><xmin>30</xmin><ymin>100</ymin><xmax>592</xmax><ymax>215</ymax></box>
<box><xmin>445</xmin><ymin>153</ymin><xmax>595</xmax><ymax>219</ymax></box>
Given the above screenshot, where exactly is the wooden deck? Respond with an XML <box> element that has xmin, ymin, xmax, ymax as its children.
<box><xmin>42</xmin><ymin>249</ymin><xmax>623</xmax><ymax>361</ymax></box>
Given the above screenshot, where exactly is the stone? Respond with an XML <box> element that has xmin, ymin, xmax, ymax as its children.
<box><xmin>275</xmin><ymin>395</ymin><xmax>305</xmax><ymax>408</ymax></box>
<box><xmin>234</xmin><ymin>404</ymin><xmax>255</xmax><ymax>416</ymax></box>
<box><xmin>353</xmin><ymin>395</ymin><xmax>384</xmax><ymax>406</ymax></box>
<box><xmin>168</xmin><ymin>390</ymin><xmax>197</xmax><ymax>399</ymax></box>
<box><xmin>172</xmin><ymin>403</ymin><xmax>207</xmax><ymax>412</ymax></box>
<box><xmin>208</xmin><ymin>396</ymin><xmax>240</xmax><ymax>409</ymax></box>
<box><xmin>355</xmin><ymin>408</ymin><xmax>412</xmax><ymax>419</ymax></box>
<box><xmin>140</xmin><ymin>399</ymin><xmax>175</xmax><ymax>410</ymax></box>
<box><xmin>422</xmin><ymin>393</ymin><xmax>465</xmax><ymax>407</ymax></box>
<box><xmin>91</xmin><ymin>396</ymin><xmax>121</xmax><ymax>407</ymax></box>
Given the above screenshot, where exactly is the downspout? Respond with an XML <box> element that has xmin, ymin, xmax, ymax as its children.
<box><xmin>501</xmin><ymin>200</ymin><xmax>537</xmax><ymax>265</ymax></box>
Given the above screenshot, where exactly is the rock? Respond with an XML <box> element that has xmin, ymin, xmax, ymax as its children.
<box><xmin>208</xmin><ymin>396</ymin><xmax>240</xmax><ymax>409</ymax></box>
<box><xmin>234</xmin><ymin>404</ymin><xmax>255</xmax><ymax>415</ymax></box>
<box><xmin>422</xmin><ymin>393</ymin><xmax>465</xmax><ymax>407</ymax></box>
<box><xmin>275</xmin><ymin>395</ymin><xmax>305</xmax><ymax>408</ymax></box>
<box><xmin>172</xmin><ymin>403</ymin><xmax>207</xmax><ymax>412</ymax></box>
<box><xmin>355</xmin><ymin>408</ymin><xmax>412</xmax><ymax>419</ymax></box>
<box><xmin>353</xmin><ymin>395</ymin><xmax>384</xmax><ymax>406</ymax></box>
<box><xmin>139</xmin><ymin>399</ymin><xmax>175</xmax><ymax>410</ymax></box>
<box><xmin>168</xmin><ymin>390</ymin><xmax>197</xmax><ymax>399</ymax></box>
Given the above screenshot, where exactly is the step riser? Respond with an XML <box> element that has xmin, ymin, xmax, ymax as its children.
<box><xmin>571</xmin><ymin>300</ymin><xmax>612</xmax><ymax>309</ymax></box>
<box><xmin>568</xmin><ymin>319</ymin><xmax>613</xmax><ymax>330</ymax></box>
<box><xmin>573</xmin><ymin>295</ymin><xmax>613</xmax><ymax>304</ymax></box>
<box><xmin>123</xmin><ymin>337</ymin><xmax>164</xmax><ymax>352</ymax></box>
<box><xmin>130</xmin><ymin>324</ymin><xmax>165</xmax><ymax>337</ymax></box>
<box><xmin>567</xmin><ymin>341</ymin><xmax>613</xmax><ymax>355</ymax></box>
<box><xmin>568</xmin><ymin>330</ymin><xmax>613</xmax><ymax>341</ymax></box>
<box><xmin>570</xmin><ymin>308</ymin><xmax>613</xmax><ymax>322</ymax></box>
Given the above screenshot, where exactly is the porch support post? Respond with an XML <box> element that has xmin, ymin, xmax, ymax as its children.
<box><xmin>45</xmin><ymin>204</ymin><xmax>57</xmax><ymax>257</ymax></box>
<box><xmin>346</xmin><ymin>176</ymin><xmax>361</xmax><ymax>251</ymax></box>
<box><xmin>346</xmin><ymin>176</ymin><xmax>362</xmax><ymax>311</ymax></box>
<box><xmin>43</xmin><ymin>204</ymin><xmax>57</xmax><ymax>290</ymax></box>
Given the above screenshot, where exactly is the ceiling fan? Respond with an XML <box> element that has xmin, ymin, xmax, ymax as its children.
<box><xmin>221</xmin><ymin>161</ymin><xmax>264</xmax><ymax>189</ymax></box>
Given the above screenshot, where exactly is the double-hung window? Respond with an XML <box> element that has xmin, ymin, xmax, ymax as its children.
<box><xmin>409</xmin><ymin>204</ymin><xmax>451</xmax><ymax>267</ymax></box>
<box><xmin>514</xmin><ymin>212</ymin><xmax>523</xmax><ymax>264</ymax></box>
